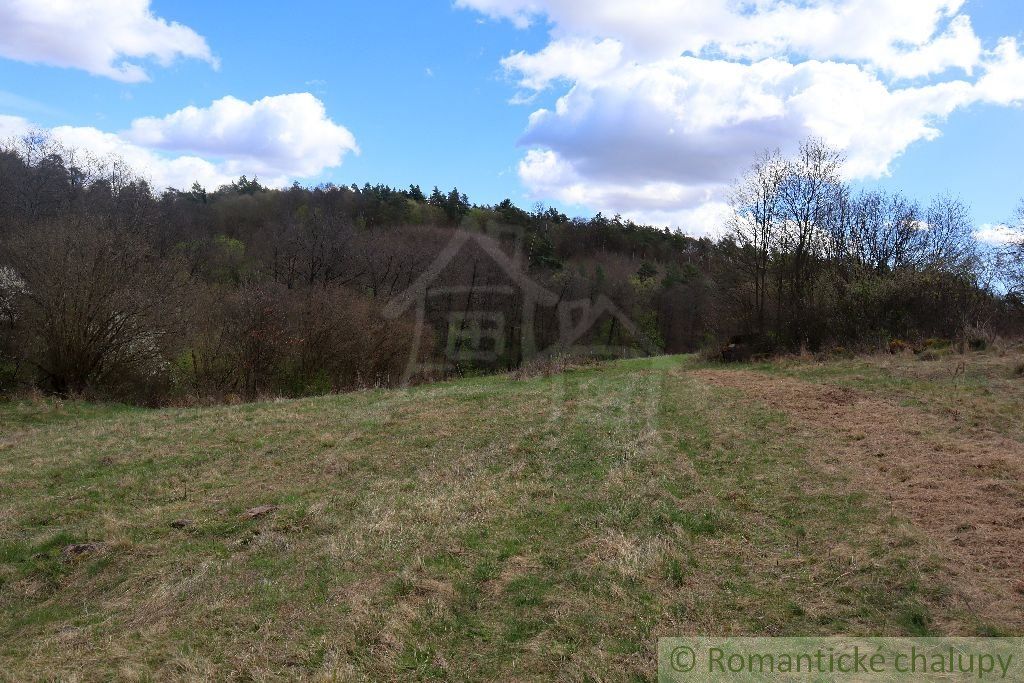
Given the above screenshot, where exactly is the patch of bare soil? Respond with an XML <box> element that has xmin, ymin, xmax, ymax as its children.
<box><xmin>695</xmin><ymin>368</ymin><xmax>1024</xmax><ymax>632</ymax></box>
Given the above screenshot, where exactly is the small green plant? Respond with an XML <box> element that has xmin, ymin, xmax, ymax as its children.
<box><xmin>665</xmin><ymin>557</ymin><xmax>687</xmax><ymax>587</ymax></box>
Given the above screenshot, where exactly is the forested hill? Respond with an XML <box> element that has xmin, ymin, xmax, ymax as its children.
<box><xmin>0</xmin><ymin>136</ymin><xmax>1021</xmax><ymax>405</ymax></box>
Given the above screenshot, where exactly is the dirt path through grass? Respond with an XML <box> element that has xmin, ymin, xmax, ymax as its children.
<box><xmin>695</xmin><ymin>368</ymin><xmax>1024</xmax><ymax>632</ymax></box>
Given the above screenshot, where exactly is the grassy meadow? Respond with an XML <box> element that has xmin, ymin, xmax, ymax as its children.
<box><xmin>2</xmin><ymin>349</ymin><xmax>1023</xmax><ymax>680</ymax></box>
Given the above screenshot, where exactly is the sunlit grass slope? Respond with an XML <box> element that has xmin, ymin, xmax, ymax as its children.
<box><xmin>3</xmin><ymin>354</ymin><xmax>1012</xmax><ymax>680</ymax></box>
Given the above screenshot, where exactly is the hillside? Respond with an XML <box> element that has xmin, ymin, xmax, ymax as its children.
<box><xmin>4</xmin><ymin>140</ymin><xmax>1022</xmax><ymax>409</ymax></box>
<box><xmin>2</xmin><ymin>350</ymin><xmax>1023</xmax><ymax>680</ymax></box>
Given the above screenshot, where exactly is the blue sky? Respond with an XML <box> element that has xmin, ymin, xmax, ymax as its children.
<box><xmin>0</xmin><ymin>1</ymin><xmax>1022</xmax><ymax>238</ymax></box>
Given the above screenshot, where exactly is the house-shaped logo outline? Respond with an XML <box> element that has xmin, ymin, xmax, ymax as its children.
<box><xmin>383</xmin><ymin>224</ymin><xmax>660</xmax><ymax>385</ymax></box>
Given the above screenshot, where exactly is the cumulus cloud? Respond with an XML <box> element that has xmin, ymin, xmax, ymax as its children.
<box><xmin>0</xmin><ymin>0</ymin><xmax>216</xmax><ymax>82</ymax></box>
<box><xmin>519</xmin><ymin>148</ymin><xmax>724</xmax><ymax>209</ymax></box>
<box><xmin>461</xmin><ymin>0</ymin><xmax>982</xmax><ymax>74</ymax></box>
<box><xmin>460</xmin><ymin>0</ymin><xmax>1024</xmax><ymax>235</ymax></box>
<box><xmin>1</xmin><ymin>94</ymin><xmax>359</xmax><ymax>190</ymax></box>
<box><xmin>125</xmin><ymin>94</ymin><xmax>359</xmax><ymax>180</ymax></box>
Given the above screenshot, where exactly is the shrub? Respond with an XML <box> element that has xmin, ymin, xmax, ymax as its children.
<box><xmin>697</xmin><ymin>334</ymin><xmax>724</xmax><ymax>362</ymax></box>
<box><xmin>962</xmin><ymin>324</ymin><xmax>994</xmax><ymax>352</ymax></box>
<box><xmin>4</xmin><ymin>221</ymin><xmax>185</xmax><ymax>403</ymax></box>
<box><xmin>183</xmin><ymin>283</ymin><xmax>422</xmax><ymax>400</ymax></box>
<box><xmin>720</xmin><ymin>333</ymin><xmax>775</xmax><ymax>363</ymax></box>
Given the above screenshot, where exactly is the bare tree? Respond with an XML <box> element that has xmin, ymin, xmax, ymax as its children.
<box><xmin>845</xmin><ymin>191</ymin><xmax>922</xmax><ymax>273</ymax></box>
<box><xmin>777</xmin><ymin>138</ymin><xmax>845</xmax><ymax>343</ymax></box>
<box><xmin>992</xmin><ymin>200</ymin><xmax>1024</xmax><ymax>297</ymax></box>
<box><xmin>921</xmin><ymin>193</ymin><xmax>977</xmax><ymax>274</ymax></box>
<box><xmin>726</xmin><ymin>149</ymin><xmax>787</xmax><ymax>333</ymax></box>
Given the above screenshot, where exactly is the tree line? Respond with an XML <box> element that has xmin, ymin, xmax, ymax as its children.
<box><xmin>720</xmin><ymin>139</ymin><xmax>1017</xmax><ymax>354</ymax></box>
<box><xmin>0</xmin><ymin>134</ymin><xmax>1020</xmax><ymax>404</ymax></box>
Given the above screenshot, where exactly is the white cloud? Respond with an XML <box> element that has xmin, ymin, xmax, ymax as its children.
<box><xmin>511</xmin><ymin>55</ymin><xmax>982</xmax><ymax>225</ymax></box>
<box><xmin>975</xmin><ymin>38</ymin><xmax>1024</xmax><ymax>105</ymax></box>
<box><xmin>620</xmin><ymin>202</ymin><xmax>733</xmax><ymax>238</ymax></box>
<box><xmin>0</xmin><ymin>114</ymin><xmax>31</xmax><ymax>140</ymax></box>
<box><xmin>976</xmin><ymin>223</ymin><xmax>1024</xmax><ymax>246</ymax></box>
<box><xmin>1</xmin><ymin>94</ymin><xmax>359</xmax><ymax>191</ymax></box>
<box><xmin>459</xmin><ymin>0</ymin><xmax>1024</xmax><ymax>233</ymax></box>
<box><xmin>52</xmin><ymin>124</ymin><xmax>234</xmax><ymax>189</ymax></box>
<box><xmin>519</xmin><ymin>148</ymin><xmax>722</xmax><ymax>208</ymax></box>
<box><xmin>503</xmin><ymin>39</ymin><xmax>623</xmax><ymax>91</ymax></box>
<box><xmin>462</xmin><ymin>0</ymin><xmax>981</xmax><ymax>75</ymax></box>
<box><xmin>875</xmin><ymin>14</ymin><xmax>982</xmax><ymax>79</ymax></box>
<box><xmin>0</xmin><ymin>0</ymin><xmax>216</xmax><ymax>82</ymax></box>
<box><xmin>518</xmin><ymin>148</ymin><xmax>730</xmax><ymax>236</ymax></box>
<box><xmin>125</xmin><ymin>94</ymin><xmax>359</xmax><ymax>180</ymax></box>
<box><xmin>456</xmin><ymin>0</ymin><xmax>540</xmax><ymax>29</ymax></box>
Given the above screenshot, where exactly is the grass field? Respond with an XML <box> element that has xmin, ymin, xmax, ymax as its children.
<box><xmin>2</xmin><ymin>349</ymin><xmax>1023</xmax><ymax>680</ymax></box>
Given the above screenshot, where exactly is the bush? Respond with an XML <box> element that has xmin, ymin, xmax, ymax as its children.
<box><xmin>183</xmin><ymin>283</ymin><xmax>422</xmax><ymax>400</ymax></box>
<box><xmin>889</xmin><ymin>339</ymin><xmax>908</xmax><ymax>354</ymax></box>
<box><xmin>3</xmin><ymin>221</ymin><xmax>185</xmax><ymax>403</ymax></box>
<box><xmin>720</xmin><ymin>333</ymin><xmax>775</xmax><ymax>363</ymax></box>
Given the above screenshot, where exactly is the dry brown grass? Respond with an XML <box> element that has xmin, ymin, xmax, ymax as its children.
<box><xmin>755</xmin><ymin>345</ymin><xmax>1024</xmax><ymax>444</ymax></box>
<box><xmin>697</xmin><ymin>362</ymin><xmax>1024</xmax><ymax>632</ymax></box>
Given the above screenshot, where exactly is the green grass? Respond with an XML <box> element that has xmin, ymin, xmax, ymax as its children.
<box><xmin>0</xmin><ymin>396</ymin><xmax>140</xmax><ymax>430</ymax></box>
<box><xmin>0</xmin><ymin>355</ymin><xmax>1008</xmax><ymax>680</ymax></box>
